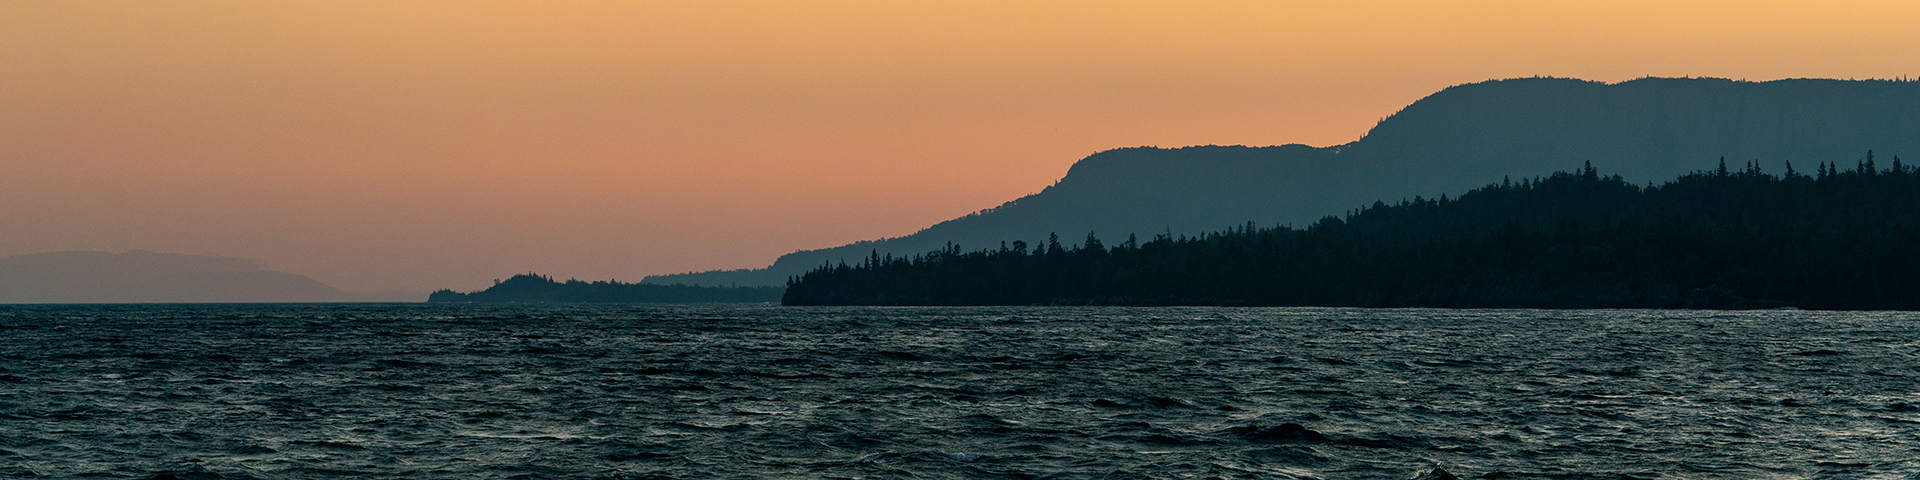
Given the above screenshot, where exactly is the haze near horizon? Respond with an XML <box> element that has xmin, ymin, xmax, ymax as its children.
<box><xmin>6</xmin><ymin>1</ymin><xmax>1920</xmax><ymax>292</ymax></box>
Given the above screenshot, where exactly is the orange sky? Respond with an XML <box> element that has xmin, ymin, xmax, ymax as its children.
<box><xmin>5</xmin><ymin>1</ymin><xmax>1920</xmax><ymax>292</ymax></box>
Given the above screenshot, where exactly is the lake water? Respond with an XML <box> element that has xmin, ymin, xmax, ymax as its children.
<box><xmin>2</xmin><ymin>304</ymin><xmax>1918</xmax><ymax>479</ymax></box>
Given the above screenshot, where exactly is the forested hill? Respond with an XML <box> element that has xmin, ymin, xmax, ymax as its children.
<box><xmin>429</xmin><ymin>274</ymin><xmax>783</xmax><ymax>303</ymax></box>
<box><xmin>654</xmin><ymin>77</ymin><xmax>1920</xmax><ymax>287</ymax></box>
<box><xmin>784</xmin><ymin>156</ymin><xmax>1920</xmax><ymax>309</ymax></box>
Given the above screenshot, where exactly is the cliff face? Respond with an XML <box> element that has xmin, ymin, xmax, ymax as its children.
<box><xmin>0</xmin><ymin>250</ymin><xmax>346</xmax><ymax>303</ymax></box>
<box><xmin>649</xmin><ymin>77</ymin><xmax>1920</xmax><ymax>286</ymax></box>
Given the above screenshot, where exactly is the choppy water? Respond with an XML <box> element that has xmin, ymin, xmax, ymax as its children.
<box><xmin>3</xmin><ymin>304</ymin><xmax>1919</xmax><ymax>479</ymax></box>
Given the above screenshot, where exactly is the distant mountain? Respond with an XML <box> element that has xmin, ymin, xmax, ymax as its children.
<box><xmin>428</xmin><ymin>274</ymin><xmax>783</xmax><ymax>303</ymax></box>
<box><xmin>0</xmin><ymin>250</ymin><xmax>393</xmax><ymax>303</ymax></box>
<box><xmin>649</xmin><ymin>77</ymin><xmax>1920</xmax><ymax>287</ymax></box>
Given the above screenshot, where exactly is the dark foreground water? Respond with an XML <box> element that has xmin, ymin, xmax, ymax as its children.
<box><xmin>3</xmin><ymin>305</ymin><xmax>1918</xmax><ymax>479</ymax></box>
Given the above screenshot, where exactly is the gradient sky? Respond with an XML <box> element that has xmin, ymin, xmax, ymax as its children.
<box><xmin>6</xmin><ymin>1</ymin><xmax>1920</xmax><ymax>292</ymax></box>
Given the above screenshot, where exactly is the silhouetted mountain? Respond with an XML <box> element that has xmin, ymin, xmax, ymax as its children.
<box><xmin>786</xmin><ymin>159</ymin><xmax>1920</xmax><ymax>309</ymax></box>
<box><xmin>429</xmin><ymin>274</ymin><xmax>783</xmax><ymax>303</ymax></box>
<box><xmin>0</xmin><ymin>250</ymin><xmax>357</xmax><ymax>303</ymax></box>
<box><xmin>651</xmin><ymin>77</ymin><xmax>1920</xmax><ymax>286</ymax></box>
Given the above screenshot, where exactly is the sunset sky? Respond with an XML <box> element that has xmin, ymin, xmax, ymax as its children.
<box><xmin>6</xmin><ymin>1</ymin><xmax>1920</xmax><ymax>293</ymax></box>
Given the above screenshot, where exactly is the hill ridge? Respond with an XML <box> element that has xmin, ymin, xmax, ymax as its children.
<box><xmin>0</xmin><ymin>250</ymin><xmax>347</xmax><ymax>303</ymax></box>
<box><xmin>649</xmin><ymin>76</ymin><xmax>1920</xmax><ymax>286</ymax></box>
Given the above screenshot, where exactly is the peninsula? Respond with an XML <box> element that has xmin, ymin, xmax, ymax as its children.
<box><xmin>785</xmin><ymin>157</ymin><xmax>1920</xmax><ymax>309</ymax></box>
<box><xmin>429</xmin><ymin>274</ymin><xmax>783</xmax><ymax>303</ymax></box>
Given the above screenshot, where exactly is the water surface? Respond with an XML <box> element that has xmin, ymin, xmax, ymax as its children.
<box><xmin>2</xmin><ymin>304</ymin><xmax>1916</xmax><ymax>479</ymax></box>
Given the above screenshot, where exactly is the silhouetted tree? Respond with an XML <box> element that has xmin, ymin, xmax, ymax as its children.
<box><xmin>432</xmin><ymin>274</ymin><xmax>783</xmax><ymax>303</ymax></box>
<box><xmin>785</xmin><ymin>156</ymin><xmax>1920</xmax><ymax>310</ymax></box>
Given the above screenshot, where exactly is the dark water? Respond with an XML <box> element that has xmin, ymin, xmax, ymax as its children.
<box><xmin>3</xmin><ymin>305</ymin><xmax>1919</xmax><ymax>479</ymax></box>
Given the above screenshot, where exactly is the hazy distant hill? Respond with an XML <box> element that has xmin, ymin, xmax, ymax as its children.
<box><xmin>649</xmin><ymin>77</ymin><xmax>1920</xmax><ymax>287</ymax></box>
<box><xmin>0</xmin><ymin>250</ymin><xmax>410</xmax><ymax>303</ymax></box>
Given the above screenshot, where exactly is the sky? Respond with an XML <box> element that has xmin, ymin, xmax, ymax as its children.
<box><xmin>6</xmin><ymin>1</ymin><xmax>1920</xmax><ymax>293</ymax></box>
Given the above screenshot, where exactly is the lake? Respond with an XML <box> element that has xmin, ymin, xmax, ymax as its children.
<box><xmin>2</xmin><ymin>304</ymin><xmax>1916</xmax><ymax>479</ymax></box>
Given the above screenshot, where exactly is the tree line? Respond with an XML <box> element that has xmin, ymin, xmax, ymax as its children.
<box><xmin>430</xmin><ymin>274</ymin><xmax>784</xmax><ymax>303</ymax></box>
<box><xmin>784</xmin><ymin>153</ymin><xmax>1920</xmax><ymax>309</ymax></box>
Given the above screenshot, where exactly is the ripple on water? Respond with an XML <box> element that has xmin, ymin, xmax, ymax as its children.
<box><xmin>2</xmin><ymin>304</ymin><xmax>1920</xmax><ymax>479</ymax></box>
